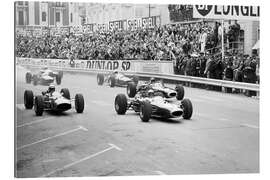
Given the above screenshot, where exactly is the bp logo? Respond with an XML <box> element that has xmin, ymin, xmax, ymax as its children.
<box><xmin>195</xmin><ymin>5</ymin><xmax>213</xmax><ymax>16</ymax></box>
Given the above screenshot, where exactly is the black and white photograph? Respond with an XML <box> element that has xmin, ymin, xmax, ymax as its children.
<box><xmin>14</xmin><ymin>0</ymin><xmax>261</xmax><ymax>178</ymax></box>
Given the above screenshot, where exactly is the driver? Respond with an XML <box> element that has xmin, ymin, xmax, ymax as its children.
<box><xmin>149</xmin><ymin>77</ymin><xmax>156</xmax><ymax>84</ymax></box>
<box><xmin>148</xmin><ymin>89</ymin><xmax>155</xmax><ymax>98</ymax></box>
<box><xmin>47</xmin><ymin>84</ymin><xmax>55</xmax><ymax>96</ymax></box>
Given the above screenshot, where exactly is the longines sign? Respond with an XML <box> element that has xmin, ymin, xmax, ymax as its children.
<box><xmin>193</xmin><ymin>5</ymin><xmax>260</xmax><ymax>20</ymax></box>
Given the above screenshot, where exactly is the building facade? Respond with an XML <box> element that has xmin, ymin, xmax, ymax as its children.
<box><xmin>15</xmin><ymin>1</ymin><xmax>85</xmax><ymax>27</ymax></box>
<box><xmin>85</xmin><ymin>3</ymin><xmax>170</xmax><ymax>25</ymax></box>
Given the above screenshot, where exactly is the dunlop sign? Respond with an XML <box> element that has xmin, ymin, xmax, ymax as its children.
<box><xmin>193</xmin><ymin>5</ymin><xmax>260</xmax><ymax>20</ymax></box>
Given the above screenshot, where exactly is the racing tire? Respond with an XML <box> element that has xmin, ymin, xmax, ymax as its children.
<box><xmin>181</xmin><ymin>98</ymin><xmax>193</xmax><ymax>120</ymax></box>
<box><xmin>139</xmin><ymin>101</ymin><xmax>152</xmax><ymax>122</ymax></box>
<box><xmin>97</xmin><ymin>74</ymin><xmax>104</xmax><ymax>85</ymax></box>
<box><xmin>132</xmin><ymin>76</ymin><xmax>139</xmax><ymax>85</ymax></box>
<box><xmin>127</xmin><ymin>82</ymin><xmax>137</xmax><ymax>98</ymax></box>
<box><xmin>24</xmin><ymin>90</ymin><xmax>34</xmax><ymax>109</ymax></box>
<box><xmin>114</xmin><ymin>94</ymin><xmax>128</xmax><ymax>115</ymax></box>
<box><xmin>55</xmin><ymin>74</ymin><xmax>61</xmax><ymax>85</ymax></box>
<box><xmin>60</xmin><ymin>88</ymin><xmax>70</xmax><ymax>100</ymax></box>
<box><xmin>75</xmin><ymin>94</ymin><xmax>84</xmax><ymax>113</ymax></box>
<box><xmin>59</xmin><ymin>71</ymin><xmax>63</xmax><ymax>78</ymax></box>
<box><xmin>25</xmin><ymin>72</ymin><xmax>32</xmax><ymax>84</ymax></box>
<box><xmin>33</xmin><ymin>74</ymin><xmax>38</xmax><ymax>86</ymax></box>
<box><xmin>175</xmin><ymin>84</ymin><xmax>185</xmax><ymax>100</ymax></box>
<box><xmin>109</xmin><ymin>76</ymin><xmax>116</xmax><ymax>87</ymax></box>
<box><xmin>34</xmin><ymin>95</ymin><xmax>44</xmax><ymax>116</ymax></box>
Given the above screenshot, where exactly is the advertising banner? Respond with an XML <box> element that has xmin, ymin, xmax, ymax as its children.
<box><xmin>109</xmin><ymin>20</ymin><xmax>126</xmax><ymax>31</ymax></box>
<box><xmin>193</xmin><ymin>5</ymin><xmax>260</xmax><ymax>21</ymax></box>
<box><xmin>126</xmin><ymin>18</ymin><xmax>142</xmax><ymax>31</ymax></box>
<box><xmin>50</xmin><ymin>27</ymin><xmax>70</xmax><ymax>36</ymax></box>
<box><xmin>16</xmin><ymin>58</ymin><xmax>174</xmax><ymax>74</ymax></box>
<box><xmin>142</xmin><ymin>16</ymin><xmax>160</xmax><ymax>29</ymax></box>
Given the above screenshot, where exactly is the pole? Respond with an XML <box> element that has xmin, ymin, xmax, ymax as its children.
<box><xmin>221</xmin><ymin>20</ymin><xmax>224</xmax><ymax>60</ymax></box>
<box><xmin>149</xmin><ymin>4</ymin><xmax>151</xmax><ymax>17</ymax></box>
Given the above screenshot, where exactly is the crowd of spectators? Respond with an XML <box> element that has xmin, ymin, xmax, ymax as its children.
<box><xmin>16</xmin><ymin>21</ymin><xmax>220</xmax><ymax>61</ymax></box>
<box><xmin>16</xmin><ymin>20</ymin><xmax>259</xmax><ymax>95</ymax></box>
<box><xmin>174</xmin><ymin>51</ymin><xmax>259</xmax><ymax>95</ymax></box>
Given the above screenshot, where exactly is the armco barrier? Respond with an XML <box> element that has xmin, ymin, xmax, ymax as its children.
<box><xmin>18</xmin><ymin>63</ymin><xmax>259</xmax><ymax>92</ymax></box>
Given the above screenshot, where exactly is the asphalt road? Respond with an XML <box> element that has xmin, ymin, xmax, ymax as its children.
<box><xmin>15</xmin><ymin>65</ymin><xmax>259</xmax><ymax>177</ymax></box>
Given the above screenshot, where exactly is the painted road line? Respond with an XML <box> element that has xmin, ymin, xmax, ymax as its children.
<box><xmin>17</xmin><ymin>117</ymin><xmax>54</xmax><ymax>128</ymax></box>
<box><xmin>16</xmin><ymin>126</ymin><xmax>88</xmax><ymax>150</ymax></box>
<box><xmin>41</xmin><ymin>143</ymin><xmax>122</xmax><ymax>177</ymax></box>
<box><xmin>240</xmin><ymin>124</ymin><xmax>259</xmax><ymax>129</ymax></box>
<box><xmin>153</xmin><ymin>171</ymin><xmax>167</xmax><ymax>175</ymax></box>
<box><xmin>16</xmin><ymin>104</ymin><xmax>25</xmax><ymax>111</ymax></box>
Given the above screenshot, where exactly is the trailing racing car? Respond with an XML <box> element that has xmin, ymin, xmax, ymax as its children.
<box><xmin>126</xmin><ymin>78</ymin><xmax>185</xmax><ymax>100</ymax></box>
<box><xmin>25</xmin><ymin>67</ymin><xmax>63</xmax><ymax>86</ymax></box>
<box><xmin>97</xmin><ymin>71</ymin><xmax>139</xmax><ymax>87</ymax></box>
<box><xmin>23</xmin><ymin>84</ymin><xmax>84</xmax><ymax>116</ymax></box>
<box><xmin>114</xmin><ymin>88</ymin><xmax>193</xmax><ymax>122</ymax></box>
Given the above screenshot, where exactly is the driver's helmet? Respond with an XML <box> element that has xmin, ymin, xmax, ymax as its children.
<box><xmin>148</xmin><ymin>89</ymin><xmax>155</xmax><ymax>97</ymax></box>
<box><xmin>150</xmin><ymin>77</ymin><xmax>156</xmax><ymax>84</ymax></box>
<box><xmin>48</xmin><ymin>84</ymin><xmax>55</xmax><ymax>93</ymax></box>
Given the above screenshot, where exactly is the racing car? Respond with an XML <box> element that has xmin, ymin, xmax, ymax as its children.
<box><xmin>25</xmin><ymin>67</ymin><xmax>63</xmax><ymax>86</ymax></box>
<box><xmin>23</xmin><ymin>85</ymin><xmax>84</xmax><ymax>116</ymax></box>
<box><xmin>97</xmin><ymin>71</ymin><xmax>139</xmax><ymax>87</ymax></box>
<box><xmin>114</xmin><ymin>89</ymin><xmax>193</xmax><ymax>122</ymax></box>
<box><xmin>126</xmin><ymin>78</ymin><xmax>185</xmax><ymax>100</ymax></box>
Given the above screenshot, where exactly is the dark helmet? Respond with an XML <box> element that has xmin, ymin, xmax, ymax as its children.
<box><xmin>150</xmin><ymin>77</ymin><xmax>156</xmax><ymax>83</ymax></box>
<box><xmin>48</xmin><ymin>84</ymin><xmax>55</xmax><ymax>93</ymax></box>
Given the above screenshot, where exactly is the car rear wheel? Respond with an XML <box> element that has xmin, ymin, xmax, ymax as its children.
<box><xmin>34</xmin><ymin>95</ymin><xmax>44</xmax><ymax>116</ymax></box>
<box><xmin>181</xmin><ymin>98</ymin><xmax>193</xmax><ymax>119</ymax></box>
<box><xmin>33</xmin><ymin>75</ymin><xmax>38</xmax><ymax>86</ymax></box>
<box><xmin>127</xmin><ymin>82</ymin><xmax>137</xmax><ymax>98</ymax></box>
<box><xmin>24</xmin><ymin>90</ymin><xmax>34</xmax><ymax>109</ymax></box>
<box><xmin>55</xmin><ymin>74</ymin><xmax>61</xmax><ymax>85</ymax></box>
<box><xmin>75</xmin><ymin>94</ymin><xmax>84</xmax><ymax>113</ymax></box>
<box><xmin>109</xmin><ymin>76</ymin><xmax>116</xmax><ymax>87</ymax></box>
<box><xmin>97</xmin><ymin>74</ymin><xmax>104</xmax><ymax>85</ymax></box>
<box><xmin>175</xmin><ymin>84</ymin><xmax>185</xmax><ymax>100</ymax></box>
<box><xmin>139</xmin><ymin>101</ymin><xmax>152</xmax><ymax>122</ymax></box>
<box><xmin>59</xmin><ymin>71</ymin><xmax>63</xmax><ymax>78</ymax></box>
<box><xmin>115</xmin><ymin>94</ymin><xmax>127</xmax><ymax>114</ymax></box>
<box><xmin>60</xmin><ymin>88</ymin><xmax>70</xmax><ymax>100</ymax></box>
<box><xmin>25</xmin><ymin>72</ymin><xmax>32</xmax><ymax>84</ymax></box>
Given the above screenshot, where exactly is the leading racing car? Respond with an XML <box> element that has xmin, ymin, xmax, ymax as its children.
<box><xmin>25</xmin><ymin>67</ymin><xmax>63</xmax><ymax>86</ymax></box>
<box><xmin>23</xmin><ymin>84</ymin><xmax>84</xmax><ymax>116</ymax></box>
<box><xmin>97</xmin><ymin>71</ymin><xmax>139</xmax><ymax>87</ymax></box>
<box><xmin>126</xmin><ymin>78</ymin><xmax>185</xmax><ymax>100</ymax></box>
<box><xmin>114</xmin><ymin>79</ymin><xmax>192</xmax><ymax>122</ymax></box>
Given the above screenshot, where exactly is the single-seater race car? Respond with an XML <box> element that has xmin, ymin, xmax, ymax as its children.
<box><xmin>23</xmin><ymin>85</ymin><xmax>84</xmax><ymax>116</ymax></box>
<box><xmin>126</xmin><ymin>78</ymin><xmax>185</xmax><ymax>100</ymax></box>
<box><xmin>97</xmin><ymin>71</ymin><xmax>139</xmax><ymax>87</ymax></box>
<box><xmin>25</xmin><ymin>67</ymin><xmax>63</xmax><ymax>86</ymax></box>
<box><xmin>114</xmin><ymin>79</ymin><xmax>192</xmax><ymax>122</ymax></box>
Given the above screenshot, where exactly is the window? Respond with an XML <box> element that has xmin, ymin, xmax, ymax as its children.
<box><xmin>70</xmin><ymin>13</ymin><xmax>73</xmax><ymax>23</ymax></box>
<box><xmin>42</xmin><ymin>12</ymin><xmax>46</xmax><ymax>22</ymax></box>
<box><xmin>56</xmin><ymin>12</ymin><xmax>60</xmax><ymax>22</ymax></box>
<box><xmin>18</xmin><ymin>1</ymin><xmax>23</xmax><ymax>6</ymax></box>
<box><xmin>18</xmin><ymin>11</ymin><xmax>24</xmax><ymax>25</ymax></box>
<box><xmin>55</xmin><ymin>2</ymin><xmax>61</xmax><ymax>7</ymax></box>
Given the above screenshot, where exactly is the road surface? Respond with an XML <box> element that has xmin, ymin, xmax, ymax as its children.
<box><xmin>15</xmin><ymin>66</ymin><xmax>259</xmax><ymax>177</ymax></box>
